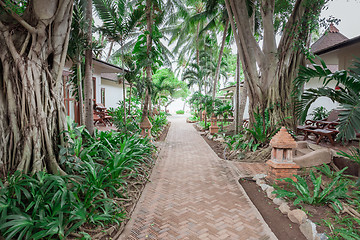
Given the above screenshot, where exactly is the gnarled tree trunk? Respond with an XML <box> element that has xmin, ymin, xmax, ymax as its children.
<box><xmin>0</xmin><ymin>0</ymin><xmax>74</xmax><ymax>175</ymax></box>
<box><xmin>226</xmin><ymin>0</ymin><xmax>325</xmax><ymax>129</ymax></box>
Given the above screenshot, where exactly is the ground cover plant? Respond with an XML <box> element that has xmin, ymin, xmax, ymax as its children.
<box><xmin>273</xmin><ymin>170</ymin><xmax>349</xmax><ymax>213</ymax></box>
<box><xmin>294</xmin><ymin>58</ymin><xmax>360</xmax><ymax>141</ymax></box>
<box><xmin>223</xmin><ymin>108</ymin><xmax>281</xmax><ymax>153</ymax></box>
<box><xmin>149</xmin><ymin>112</ymin><xmax>169</xmax><ymax>138</ymax></box>
<box><xmin>310</xmin><ymin>106</ymin><xmax>330</xmax><ymax>121</ymax></box>
<box><xmin>0</xmin><ymin>118</ymin><xmax>156</xmax><ymax>239</ymax></box>
<box><xmin>176</xmin><ymin>110</ymin><xmax>185</xmax><ymax>114</ymax></box>
<box><xmin>271</xmin><ymin>163</ymin><xmax>360</xmax><ymax>239</ymax></box>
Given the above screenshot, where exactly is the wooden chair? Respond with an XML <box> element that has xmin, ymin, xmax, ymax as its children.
<box><xmin>296</xmin><ymin>119</ymin><xmax>318</xmax><ymax>134</ymax></box>
<box><xmin>303</xmin><ymin>128</ymin><xmax>339</xmax><ymax>145</ymax></box>
<box><xmin>94</xmin><ymin>103</ymin><xmax>113</xmax><ymax>126</ymax></box>
<box><xmin>298</xmin><ymin>109</ymin><xmax>343</xmax><ymax>145</ymax></box>
<box><xmin>93</xmin><ymin>112</ymin><xmax>106</xmax><ymax>126</ymax></box>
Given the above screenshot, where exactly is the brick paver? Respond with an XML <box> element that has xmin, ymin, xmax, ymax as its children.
<box><xmin>119</xmin><ymin>115</ymin><xmax>277</xmax><ymax>240</ymax></box>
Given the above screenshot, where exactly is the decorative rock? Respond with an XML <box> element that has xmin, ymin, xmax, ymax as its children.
<box><xmin>273</xmin><ymin>198</ymin><xmax>286</xmax><ymax>206</ymax></box>
<box><xmin>279</xmin><ymin>203</ymin><xmax>290</xmax><ymax>214</ymax></box>
<box><xmin>288</xmin><ymin>209</ymin><xmax>307</xmax><ymax>224</ymax></box>
<box><xmin>253</xmin><ymin>174</ymin><xmax>267</xmax><ymax>180</ymax></box>
<box><xmin>266</xmin><ymin>186</ymin><xmax>276</xmax><ymax>199</ymax></box>
<box><xmin>300</xmin><ymin>219</ymin><xmax>317</xmax><ymax>240</ymax></box>
<box><xmin>256</xmin><ymin>179</ymin><xmax>265</xmax><ymax>186</ymax></box>
<box><xmin>315</xmin><ymin>233</ymin><xmax>328</xmax><ymax>240</ymax></box>
<box><xmin>293</xmin><ymin>148</ymin><xmax>332</xmax><ymax>168</ymax></box>
<box><xmin>260</xmin><ymin>184</ymin><xmax>269</xmax><ymax>191</ymax></box>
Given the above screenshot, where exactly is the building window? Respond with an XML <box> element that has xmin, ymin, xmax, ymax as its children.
<box><xmin>63</xmin><ymin>71</ymin><xmax>79</xmax><ymax>123</ymax></box>
<box><xmin>101</xmin><ymin>88</ymin><xmax>105</xmax><ymax>106</ymax></box>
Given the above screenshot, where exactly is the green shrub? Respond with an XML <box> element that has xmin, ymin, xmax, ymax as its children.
<box><xmin>273</xmin><ymin>171</ymin><xmax>349</xmax><ymax>213</ymax></box>
<box><xmin>246</xmin><ymin>108</ymin><xmax>280</xmax><ymax>146</ymax></box>
<box><xmin>225</xmin><ymin>108</ymin><xmax>281</xmax><ymax>152</ymax></box>
<box><xmin>315</xmin><ymin>164</ymin><xmax>349</xmax><ymax>179</ymax></box>
<box><xmin>176</xmin><ymin>110</ymin><xmax>185</xmax><ymax>114</ymax></box>
<box><xmin>188</xmin><ymin>116</ymin><xmax>199</xmax><ymax>122</ymax></box>
<box><xmin>199</xmin><ymin>121</ymin><xmax>211</xmax><ymax>130</ymax></box>
<box><xmin>108</xmin><ymin>100</ymin><xmax>142</xmax><ymax>135</ymax></box>
<box><xmin>325</xmin><ymin>215</ymin><xmax>360</xmax><ymax>239</ymax></box>
<box><xmin>310</xmin><ymin>106</ymin><xmax>330</xmax><ymax>121</ymax></box>
<box><xmin>0</xmin><ymin>118</ymin><xmax>156</xmax><ymax>239</ymax></box>
<box><xmin>0</xmin><ymin>172</ymin><xmax>84</xmax><ymax>239</ymax></box>
<box><xmin>150</xmin><ymin>112</ymin><xmax>168</xmax><ymax>137</ymax></box>
<box><xmin>338</xmin><ymin>147</ymin><xmax>360</xmax><ymax>165</ymax></box>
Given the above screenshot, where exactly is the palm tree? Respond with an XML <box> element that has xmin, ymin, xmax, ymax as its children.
<box><xmin>169</xmin><ymin>0</ymin><xmax>207</xmax><ymax>65</ymax></box>
<box><xmin>67</xmin><ymin>1</ymin><xmax>87</xmax><ymax>125</ymax></box>
<box><xmin>182</xmin><ymin>62</ymin><xmax>208</xmax><ymax>94</ymax></box>
<box><xmin>67</xmin><ymin>0</ymin><xmax>106</xmax><ymax>126</ymax></box>
<box><xmin>294</xmin><ymin>58</ymin><xmax>360</xmax><ymax>141</ymax></box>
<box><xmin>94</xmin><ymin>0</ymin><xmax>144</xmax><ymax>127</ymax></box>
<box><xmin>84</xmin><ymin>0</ymin><xmax>94</xmax><ymax>135</ymax></box>
<box><xmin>200</xmin><ymin>0</ymin><xmax>230</xmax><ymax>101</ymax></box>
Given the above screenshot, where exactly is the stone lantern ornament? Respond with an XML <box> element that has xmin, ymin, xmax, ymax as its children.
<box><xmin>140</xmin><ymin>116</ymin><xmax>152</xmax><ymax>138</ymax></box>
<box><xmin>209</xmin><ymin>114</ymin><xmax>219</xmax><ymax>134</ymax></box>
<box><xmin>266</xmin><ymin>127</ymin><xmax>299</xmax><ymax>183</ymax></box>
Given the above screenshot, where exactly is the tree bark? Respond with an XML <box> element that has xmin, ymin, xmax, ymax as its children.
<box><xmin>120</xmin><ymin>40</ymin><xmax>127</xmax><ymax>128</ymax></box>
<box><xmin>235</xmin><ymin>53</ymin><xmax>240</xmax><ymax>134</ymax></box>
<box><xmin>106</xmin><ymin>41</ymin><xmax>114</xmax><ymax>62</ymax></box>
<box><xmin>0</xmin><ymin>0</ymin><xmax>73</xmax><ymax>175</ymax></box>
<box><xmin>141</xmin><ymin>0</ymin><xmax>153</xmax><ymax>123</ymax></box>
<box><xmin>238</xmin><ymin>81</ymin><xmax>248</xmax><ymax>126</ymax></box>
<box><xmin>212</xmin><ymin>19</ymin><xmax>229</xmax><ymax>101</ymax></box>
<box><xmin>227</xmin><ymin>0</ymin><xmax>324</xmax><ymax>129</ymax></box>
<box><xmin>128</xmin><ymin>84</ymin><xmax>132</xmax><ymax>115</ymax></box>
<box><xmin>77</xmin><ymin>62</ymin><xmax>85</xmax><ymax>125</ymax></box>
<box><xmin>84</xmin><ymin>0</ymin><xmax>94</xmax><ymax>135</ymax></box>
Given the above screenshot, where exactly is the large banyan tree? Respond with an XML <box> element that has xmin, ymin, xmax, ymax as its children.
<box><xmin>0</xmin><ymin>0</ymin><xmax>73</xmax><ymax>175</ymax></box>
<box><xmin>225</xmin><ymin>0</ymin><xmax>328</xmax><ymax>127</ymax></box>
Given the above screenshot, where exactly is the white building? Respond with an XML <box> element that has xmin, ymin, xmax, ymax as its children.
<box><xmin>63</xmin><ymin>58</ymin><xmax>128</xmax><ymax>123</ymax></box>
<box><xmin>306</xmin><ymin>24</ymin><xmax>360</xmax><ymax>115</ymax></box>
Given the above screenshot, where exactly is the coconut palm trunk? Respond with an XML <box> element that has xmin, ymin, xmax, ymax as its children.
<box><xmin>84</xmin><ymin>0</ymin><xmax>94</xmax><ymax>135</ymax></box>
<box><xmin>212</xmin><ymin>19</ymin><xmax>229</xmax><ymax>101</ymax></box>
<box><xmin>77</xmin><ymin>61</ymin><xmax>85</xmax><ymax>125</ymax></box>
<box><xmin>106</xmin><ymin>41</ymin><xmax>114</xmax><ymax>62</ymax></box>
<box><xmin>141</xmin><ymin>0</ymin><xmax>153</xmax><ymax>123</ymax></box>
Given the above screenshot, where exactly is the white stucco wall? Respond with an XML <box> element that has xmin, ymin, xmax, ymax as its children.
<box><xmin>93</xmin><ymin>73</ymin><xmax>102</xmax><ymax>103</ymax></box>
<box><xmin>304</xmin><ymin>77</ymin><xmax>340</xmax><ymax>118</ymax></box>
<box><xmin>100</xmin><ymin>79</ymin><xmax>124</xmax><ymax>109</ymax></box>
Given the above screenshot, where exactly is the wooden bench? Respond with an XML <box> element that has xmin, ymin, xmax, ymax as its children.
<box><xmin>296</xmin><ymin>120</ymin><xmax>318</xmax><ymax>134</ymax></box>
<box><xmin>93</xmin><ymin>112</ymin><xmax>106</xmax><ymax>126</ymax></box>
<box><xmin>303</xmin><ymin>128</ymin><xmax>339</xmax><ymax>146</ymax></box>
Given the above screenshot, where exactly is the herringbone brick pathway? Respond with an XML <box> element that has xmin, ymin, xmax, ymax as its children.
<box><xmin>119</xmin><ymin>115</ymin><xmax>277</xmax><ymax>240</ymax></box>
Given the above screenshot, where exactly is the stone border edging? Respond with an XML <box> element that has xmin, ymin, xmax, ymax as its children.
<box><xmin>252</xmin><ymin>174</ymin><xmax>328</xmax><ymax>240</ymax></box>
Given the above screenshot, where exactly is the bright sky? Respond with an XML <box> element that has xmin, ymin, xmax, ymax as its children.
<box><xmin>321</xmin><ymin>0</ymin><xmax>360</xmax><ymax>38</ymax></box>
